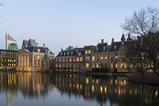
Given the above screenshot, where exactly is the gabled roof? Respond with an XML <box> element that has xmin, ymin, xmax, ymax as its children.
<box><xmin>24</xmin><ymin>46</ymin><xmax>49</xmax><ymax>53</ymax></box>
<box><xmin>29</xmin><ymin>39</ymin><xmax>38</xmax><ymax>47</ymax></box>
<box><xmin>96</xmin><ymin>42</ymin><xmax>108</xmax><ymax>52</ymax></box>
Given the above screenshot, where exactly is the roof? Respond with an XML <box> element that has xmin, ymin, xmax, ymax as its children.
<box><xmin>65</xmin><ymin>46</ymin><xmax>75</xmax><ymax>51</ymax></box>
<box><xmin>84</xmin><ymin>45</ymin><xmax>96</xmax><ymax>49</ymax></box>
<box><xmin>57</xmin><ymin>50</ymin><xmax>76</xmax><ymax>56</ymax></box>
<box><xmin>22</xmin><ymin>49</ymin><xmax>30</xmax><ymax>53</ymax></box>
<box><xmin>22</xmin><ymin>39</ymin><xmax>38</xmax><ymax>49</ymax></box>
<box><xmin>96</xmin><ymin>42</ymin><xmax>108</xmax><ymax>52</ymax></box>
<box><xmin>24</xmin><ymin>46</ymin><xmax>49</xmax><ymax>53</ymax></box>
<box><xmin>29</xmin><ymin>39</ymin><xmax>38</xmax><ymax>47</ymax></box>
<box><xmin>0</xmin><ymin>49</ymin><xmax>18</xmax><ymax>52</ymax></box>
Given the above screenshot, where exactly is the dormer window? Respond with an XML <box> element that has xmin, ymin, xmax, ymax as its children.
<box><xmin>37</xmin><ymin>49</ymin><xmax>40</xmax><ymax>52</ymax></box>
<box><xmin>103</xmin><ymin>46</ymin><xmax>105</xmax><ymax>51</ymax></box>
<box><xmin>71</xmin><ymin>52</ymin><xmax>73</xmax><ymax>55</ymax></box>
<box><xmin>114</xmin><ymin>45</ymin><xmax>117</xmax><ymax>50</ymax></box>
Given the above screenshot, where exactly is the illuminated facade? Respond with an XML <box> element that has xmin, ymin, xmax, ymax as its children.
<box><xmin>17</xmin><ymin>39</ymin><xmax>54</xmax><ymax>71</ymax></box>
<box><xmin>54</xmin><ymin>46</ymin><xmax>84</xmax><ymax>72</ymax></box>
<box><xmin>84</xmin><ymin>45</ymin><xmax>96</xmax><ymax>70</ymax></box>
<box><xmin>16</xmin><ymin>48</ymin><xmax>54</xmax><ymax>72</ymax></box>
<box><xmin>0</xmin><ymin>49</ymin><xmax>17</xmax><ymax>70</ymax></box>
<box><xmin>89</xmin><ymin>34</ymin><xmax>138</xmax><ymax>72</ymax></box>
<box><xmin>53</xmin><ymin>34</ymin><xmax>139</xmax><ymax>72</ymax></box>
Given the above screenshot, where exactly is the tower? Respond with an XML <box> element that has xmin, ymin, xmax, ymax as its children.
<box><xmin>121</xmin><ymin>33</ymin><xmax>125</xmax><ymax>45</ymax></box>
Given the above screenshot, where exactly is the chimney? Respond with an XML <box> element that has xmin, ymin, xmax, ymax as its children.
<box><xmin>111</xmin><ymin>38</ymin><xmax>114</xmax><ymax>43</ymax></box>
<box><xmin>101</xmin><ymin>39</ymin><xmax>104</xmax><ymax>44</ymax></box>
<box><xmin>43</xmin><ymin>43</ymin><xmax>45</xmax><ymax>47</ymax></box>
<box><xmin>61</xmin><ymin>48</ymin><xmax>63</xmax><ymax>52</ymax></box>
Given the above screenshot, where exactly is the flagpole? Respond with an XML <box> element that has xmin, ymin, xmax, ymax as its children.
<box><xmin>5</xmin><ymin>33</ymin><xmax>7</xmax><ymax>50</ymax></box>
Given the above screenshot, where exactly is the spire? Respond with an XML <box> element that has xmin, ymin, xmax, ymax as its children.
<box><xmin>127</xmin><ymin>33</ymin><xmax>132</xmax><ymax>41</ymax></box>
<box><xmin>101</xmin><ymin>39</ymin><xmax>104</xmax><ymax>44</ymax></box>
<box><xmin>121</xmin><ymin>33</ymin><xmax>125</xmax><ymax>45</ymax></box>
<box><xmin>121</xmin><ymin>33</ymin><xmax>125</xmax><ymax>41</ymax></box>
<box><xmin>111</xmin><ymin>38</ymin><xmax>114</xmax><ymax>44</ymax></box>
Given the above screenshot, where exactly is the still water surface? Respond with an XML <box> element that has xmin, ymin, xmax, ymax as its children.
<box><xmin>0</xmin><ymin>72</ymin><xmax>158</xmax><ymax>106</ymax></box>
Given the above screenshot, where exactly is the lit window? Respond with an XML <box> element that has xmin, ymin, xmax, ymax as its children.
<box><xmin>92</xmin><ymin>64</ymin><xmax>95</xmax><ymax>68</ymax></box>
<box><xmin>101</xmin><ymin>56</ymin><xmax>103</xmax><ymax>60</ymax></box>
<box><xmin>96</xmin><ymin>63</ymin><xmax>99</xmax><ymax>68</ymax></box>
<box><xmin>70</xmin><ymin>58</ymin><xmax>72</xmax><ymax>62</ymax></box>
<box><xmin>78</xmin><ymin>52</ymin><xmax>81</xmax><ymax>56</ymax></box>
<box><xmin>92</xmin><ymin>56</ymin><xmax>95</xmax><ymax>61</ymax></box>
<box><xmin>125</xmin><ymin>63</ymin><xmax>127</xmax><ymax>68</ymax></box>
<box><xmin>92</xmin><ymin>85</ymin><xmax>95</xmax><ymax>92</ymax></box>
<box><xmin>111</xmin><ymin>64</ymin><xmax>113</xmax><ymax>68</ymax></box>
<box><xmin>88</xmin><ymin>50</ymin><xmax>91</xmax><ymax>54</ymax></box>
<box><xmin>105</xmin><ymin>57</ymin><xmax>107</xmax><ymax>59</ymax></box>
<box><xmin>77</xmin><ymin>57</ymin><xmax>79</xmax><ymax>62</ymax></box>
<box><xmin>80</xmin><ymin>57</ymin><xmax>83</xmax><ymax>61</ymax></box>
<box><xmin>115</xmin><ymin>56</ymin><xmax>118</xmax><ymax>59</ymax></box>
<box><xmin>86</xmin><ymin>78</ymin><xmax>89</xmax><ymax>84</ymax></box>
<box><xmin>85</xmin><ymin>50</ymin><xmax>88</xmax><ymax>54</ymax></box>
<box><xmin>86</xmin><ymin>63</ymin><xmax>90</xmax><ymax>68</ymax></box>
<box><xmin>37</xmin><ymin>56</ymin><xmax>40</xmax><ymax>59</ymax></box>
<box><xmin>115</xmin><ymin>64</ymin><xmax>118</xmax><ymax>68</ymax></box>
<box><xmin>100</xmin><ymin>86</ymin><xmax>103</xmax><ymax>93</ymax></box>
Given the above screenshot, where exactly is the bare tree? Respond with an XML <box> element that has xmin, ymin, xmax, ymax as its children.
<box><xmin>122</xmin><ymin>7</ymin><xmax>159</xmax><ymax>36</ymax></box>
<box><xmin>123</xmin><ymin>7</ymin><xmax>159</xmax><ymax>74</ymax></box>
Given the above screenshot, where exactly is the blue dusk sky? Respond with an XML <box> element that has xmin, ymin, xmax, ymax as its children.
<box><xmin>0</xmin><ymin>0</ymin><xmax>159</xmax><ymax>54</ymax></box>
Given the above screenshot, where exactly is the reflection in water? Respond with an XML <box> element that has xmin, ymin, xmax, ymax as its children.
<box><xmin>52</xmin><ymin>74</ymin><xmax>159</xmax><ymax>106</ymax></box>
<box><xmin>0</xmin><ymin>72</ymin><xmax>159</xmax><ymax>106</ymax></box>
<box><xmin>0</xmin><ymin>72</ymin><xmax>53</xmax><ymax>105</ymax></box>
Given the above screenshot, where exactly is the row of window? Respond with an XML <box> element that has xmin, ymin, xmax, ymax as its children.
<box><xmin>0</xmin><ymin>59</ymin><xmax>16</xmax><ymax>63</ymax></box>
<box><xmin>55</xmin><ymin>69</ymin><xmax>77</xmax><ymax>72</ymax></box>
<box><xmin>56</xmin><ymin>57</ymin><xmax>83</xmax><ymax>63</ymax></box>
<box><xmin>56</xmin><ymin>63</ymin><xmax>77</xmax><ymax>68</ymax></box>
<box><xmin>85</xmin><ymin>63</ymin><xmax>128</xmax><ymax>69</ymax></box>
<box><xmin>0</xmin><ymin>51</ymin><xmax>17</xmax><ymax>56</ymax></box>
<box><xmin>18</xmin><ymin>60</ymin><xmax>41</xmax><ymax>67</ymax></box>
<box><xmin>56</xmin><ymin>55</ymin><xmax>126</xmax><ymax>65</ymax></box>
<box><xmin>0</xmin><ymin>63</ymin><xmax>16</xmax><ymax>67</ymax></box>
<box><xmin>87</xmin><ymin>56</ymin><xmax>126</xmax><ymax>62</ymax></box>
<box><xmin>85</xmin><ymin>50</ymin><xmax>91</xmax><ymax>54</ymax></box>
<box><xmin>59</xmin><ymin>51</ymin><xmax>74</xmax><ymax>56</ymax></box>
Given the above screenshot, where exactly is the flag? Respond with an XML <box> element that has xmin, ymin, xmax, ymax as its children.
<box><xmin>5</xmin><ymin>33</ymin><xmax>18</xmax><ymax>51</ymax></box>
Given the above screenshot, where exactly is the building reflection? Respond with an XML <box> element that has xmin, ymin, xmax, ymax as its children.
<box><xmin>0</xmin><ymin>72</ymin><xmax>158</xmax><ymax>106</ymax></box>
<box><xmin>0</xmin><ymin>72</ymin><xmax>53</xmax><ymax>105</ymax></box>
<box><xmin>51</xmin><ymin>73</ymin><xmax>159</xmax><ymax>106</ymax></box>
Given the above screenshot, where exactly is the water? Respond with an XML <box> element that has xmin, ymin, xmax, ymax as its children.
<box><xmin>0</xmin><ymin>72</ymin><xmax>158</xmax><ymax>106</ymax></box>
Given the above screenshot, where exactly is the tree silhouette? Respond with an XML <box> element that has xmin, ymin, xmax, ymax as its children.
<box><xmin>122</xmin><ymin>7</ymin><xmax>159</xmax><ymax>36</ymax></box>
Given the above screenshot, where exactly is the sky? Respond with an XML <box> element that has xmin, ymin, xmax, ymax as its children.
<box><xmin>0</xmin><ymin>0</ymin><xmax>159</xmax><ymax>54</ymax></box>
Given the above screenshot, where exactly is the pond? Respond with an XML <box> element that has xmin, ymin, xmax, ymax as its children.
<box><xmin>0</xmin><ymin>72</ymin><xmax>158</xmax><ymax>106</ymax></box>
